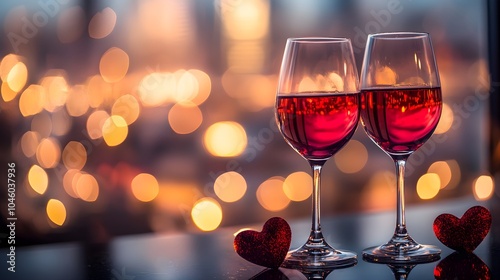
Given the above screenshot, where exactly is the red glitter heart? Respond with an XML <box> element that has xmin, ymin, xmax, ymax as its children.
<box><xmin>434</xmin><ymin>252</ymin><xmax>490</xmax><ymax>279</ymax></box>
<box><xmin>234</xmin><ymin>217</ymin><xmax>291</xmax><ymax>268</ymax></box>
<box><xmin>433</xmin><ymin>206</ymin><xmax>491</xmax><ymax>252</ymax></box>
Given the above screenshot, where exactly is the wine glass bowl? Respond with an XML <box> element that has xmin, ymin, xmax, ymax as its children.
<box><xmin>360</xmin><ymin>32</ymin><xmax>442</xmax><ymax>263</ymax></box>
<box><xmin>275</xmin><ymin>38</ymin><xmax>359</xmax><ymax>269</ymax></box>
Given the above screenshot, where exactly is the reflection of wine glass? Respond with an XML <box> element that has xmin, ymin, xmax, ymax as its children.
<box><xmin>276</xmin><ymin>38</ymin><xmax>359</xmax><ymax>268</ymax></box>
<box><xmin>360</xmin><ymin>32</ymin><xmax>442</xmax><ymax>263</ymax></box>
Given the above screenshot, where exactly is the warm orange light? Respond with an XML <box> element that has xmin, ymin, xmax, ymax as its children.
<box><xmin>75</xmin><ymin>173</ymin><xmax>99</xmax><ymax>202</ymax></box>
<box><xmin>6</xmin><ymin>61</ymin><xmax>28</xmax><ymax>93</ymax></box>
<box><xmin>191</xmin><ymin>197</ymin><xmax>223</xmax><ymax>231</ymax></box>
<box><xmin>168</xmin><ymin>102</ymin><xmax>203</xmax><ymax>134</ymax></box>
<box><xmin>62</xmin><ymin>141</ymin><xmax>87</xmax><ymax>170</ymax></box>
<box><xmin>203</xmin><ymin>121</ymin><xmax>247</xmax><ymax>157</ymax></box>
<box><xmin>188</xmin><ymin>69</ymin><xmax>211</xmax><ymax>105</ymax></box>
<box><xmin>36</xmin><ymin>138</ymin><xmax>61</xmax><ymax>169</ymax></box>
<box><xmin>131</xmin><ymin>173</ymin><xmax>160</xmax><ymax>202</ymax></box>
<box><xmin>102</xmin><ymin>115</ymin><xmax>128</xmax><ymax>146</ymax></box>
<box><xmin>63</xmin><ymin>169</ymin><xmax>81</xmax><ymax>198</ymax></box>
<box><xmin>256</xmin><ymin>177</ymin><xmax>290</xmax><ymax>211</ymax></box>
<box><xmin>334</xmin><ymin>140</ymin><xmax>368</xmax><ymax>173</ymax></box>
<box><xmin>19</xmin><ymin>85</ymin><xmax>45</xmax><ymax>116</ymax></box>
<box><xmin>0</xmin><ymin>54</ymin><xmax>21</xmax><ymax>81</ymax></box>
<box><xmin>473</xmin><ymin>175</ymin><xmax>494</xmax><ymax>201</ymax></box>
<box><xmin>86</xmin><ymin>75</ymin><xmax>112</xmax><ymax>108</ymax></box>
<box><xmin>66</xmin><ymin>85</ymin><xmax>89</xmax><ymax>117</ymax></box>
<box><xmin>360</xmin><ymin>171</ymin><xmax>395</xmax><ymax>211</ymax></box>
<box><xmin>435</xmin><ymin>103</ymin><xmax>453</xmax><ymax>134</ymax></box>
<box><xmin>138</xmin><ymin>72</ymin><xmax>172</xmax><ymax>107</ymax></box>
<box><xmin>416</xmin><ymin>173</ymin><xmax>441</xmax><ymax>200</ymax></box>
<box><xmin>88</xmin><ymin>7</ymin><xmax>117</xmax><ymax>39</ymax></box>
<box><xmin>111</xmin><ymin>94</ymin><xmax>140</xmax><ymax>125</ymax></box>
<box><xmin>21</xmin><ymin>131</ymin><xmax>40</xmax><ymax>158</ymax></box>
<box><xmin>428</xmin><ymin>161</ymin><xmax>452</xmax><ymax>189</ymax></box>
<box><xmin>46</xmin><ymin>199</ymin><xmax>67</xmax><ymax>226</ymax></box>
<box><xmin>99</xmin><ymin>47</ymin><xmax>129</xmax><ymax>83</ymax></box>
<box><xmin>214</xmin><ymin>171</ymin><xmax>247</xmax><ymax>203</ymax></box>
<box><xmin>86</xmin><ymin>110</ymin><xmax>110</xmax><ymax>139</ymax></box>
<box><xmin>283</xmin><ymin>171</ymin><xmax>312</xmax><ymax>201</ymax></box>
<box><xmin>28</xmin><ymin>165</ymin><xmax>48</xmax><ymax>195</ymax></box>
<box><xmin>40</xmin><ymin>74</ymin><xmax>69</xmax><ymax>112</ymax></box>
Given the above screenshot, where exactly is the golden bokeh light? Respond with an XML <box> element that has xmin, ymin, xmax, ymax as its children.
<box><xmin>66</xmin><ymin>85</ymin><xmax>89</xmax><ymax>117</ymax></box>
<box><xmin>360</xmin><ymin>171</ymin><xmax>395</xmax><ymax>211</ymax></box>
<box><xmin>63</xmin><ymin>169</ymin><xmax>81</xmax><ymax>198</ymax></box>
<box><xmin>86</xmin><ymin>110</ymin><xmax>110</xmax><ymax>139</ymax></box>
<box><xmin>112</xmin><ymin>94</ymin><xmax>140</xmax><ymax>125</ymax></box>
<box><xmin>28</xmin><ymin>165</ymin><xmax>48</xmax><ymax>195</ymax></box>
<box><xmin>0</xmin><ymin>54</ymin><xmax>20</xmax><ymax>81</ymax></box>
<box><xmin>203</xmin><ymin>121</ymin><xmax>247</xmax><ymax>157</ymax></box>
<box><xmin>62</xmin><ymin>141</ymin><xmax>87</xmax><ymax>170</ymax></box>
<box><xmin>283</xmin><ymin>171</ymin><xmax>312</xmax><ymax>201</ymax></box>
<box><xmin>188</xmin><ymin>69</ymin><xmax>211</xmax><ymax>105</ymax></box>
<box><xmin>375</xmin><ymin>66</ymin><xmax>397</xmax><ymax>85</ymax></box>
<box><xmin>334</xmin><ymin>140</ymin><xmax>368</xmax><ymax>173</ymax></box>
<box><xmin>88</xmin><ymin>7</ymin><xmax>117</xmax><ymax>39</ymax></box>
<box><xmin>46</xmin><ymin>199</ymin><xmax>67</xmax><ymax>226</ymax></box>
<box><xmin>154</xmin><ymin>181</ymin><xmax>201</xmax><ymax>212</ymax></box>
<box><xmin>102</xmin><ymin>115</ymin><xmax>129</xmax><ymax>146</ymax></box>
<box><xmin>19</xmin><ymin>85</ymin><xmax>45</xmax><ymax>116</ymax></box>
<box><xmin>1</xmin><ymin>82</ymin><xmax>17</xmax><ymax>102</ymax></box>
<box><xmin>40</xmin><ymin>74</ymin><xmax>69</xmax><ymax>112</ymax></box>
<box><xmin>36</xmin><ymin>138</ymin><xmax>61</xmax><ymax>169</ymax></box>
<box><xmin>86</xmin><ymin>75</ymin><xmax>111</xmax><ymax>108</ymax></box>
<box><xmin>173</xmin><ymin>70</ymin><xmax>198</xmax><ymax>103</ymax></box>
<box><xmin>435</xmin><ymin>103</ymin><xmax>453</xmax><ymax>134</ymax></box>
<box><xmin>191</xmin><ymin>197</ymin><xmax>223</xmax><ymax>231</ymax></box>
<box><xmin>168</xmin><ymin>102</ymin><xmax>203</xmax><ymax>134</ymax></box>
<box><xmin>221</xmin><ymin>71</ymin><xmax>276</xmax><ymax>111</ymax></box>
<box><xmin>99</xmin><ymin>47</ymin><xmax>129</xmax><ymax>83</ymax></box>
<box><xmin>20</xmin><ymin>131</ymin><xmax>40</xmax><ymax>158</ymax></box>
<box><xmin>256</xmin><ymin>177</ymin><xmax>290</xmax><ymax>211</ymax></box>
<box><xmin>75</xmin><ymin>173</ymin><xmax>99</xmax><ymax>202</ymax></box>
<box><xmin>6</xmin><ymin>61</ymin><xmax>28</xmax><ymax>93</ymax></box>
<box><xmin>221</xmin><ymin>0</ymin><xmax>270</xmax><ymax>40</ymax></box>
<box><xmin>138</xmin><ymin>72</ymin><xmax>172</xmax><ymax>107</ymax></box>
<box><xmin>214</xmin><ymin>171</ymin><xmax>247</xmax><ymax>203</ymax></box>
<box><xmin>428</xmin><ymin>161</ymin><xmax>452</xmax><ymax>189</ymax></box>
<box><xmin>416</xmin><ymin>173</ymin><xmax>441</xmax><ymax>200</ymax></box>
<box><xmin>131</xmin><ymin>173</ymin><xmax>160</xmax><ymax>202</ymax></box>
<box><xmin>31</xmin><ymin>111</ymin><xmax>52</xmax><ymax>138</ymax></box>
<box><xmin>473</xmin><ymin>175</ymin><xmax>494</xmax><ymax>201</ymax></box>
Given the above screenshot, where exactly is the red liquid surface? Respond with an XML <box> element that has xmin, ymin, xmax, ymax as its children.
<box><xmin>360</xmin><ymin>87</ymin><xmax>442</xmax><ymax>154</ymax></box>
<box><xmin>276</xmin><ymin>93</ymin><xmax>359</xmax><ymax>160</ymax></box>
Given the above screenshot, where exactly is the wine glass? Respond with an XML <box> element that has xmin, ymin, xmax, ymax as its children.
<box><xmin>359</xmin><ymin>32</ymin><xmax>442</xmax><ymax>263</ymax></box>
<box><xmin>275</xmin><ymin>37</ymin><xmax>359</xmax><ymax>268</ymax></box>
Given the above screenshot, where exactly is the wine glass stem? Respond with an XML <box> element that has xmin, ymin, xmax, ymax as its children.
<box><xmin>394</xmin><ymin>158</ymin><xmax>408</xmax><ymax>236</ymax></box>
<box><xmin>309</xmin><ymin>161</ymin><xmax>326</xmax><ymax>243</ymax></box>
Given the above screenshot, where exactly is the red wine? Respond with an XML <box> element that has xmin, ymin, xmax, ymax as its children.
<box><xmin>276</xmin><ymin>93</ymin><xmax>359</xmax><ymax>160</ymax></box>
<box><xmin>360</xmin><ymin>87</ymin><xmax>442</xmax><ymax>154</ymax></box>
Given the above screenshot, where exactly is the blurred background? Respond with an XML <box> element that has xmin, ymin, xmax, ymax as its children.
<box><xmin>0</xmin><ymin>0</ymin><xmax>493</xmax><ymax>245</ymax></box>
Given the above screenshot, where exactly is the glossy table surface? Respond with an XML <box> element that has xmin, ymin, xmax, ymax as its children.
<box><xmin>1</xmin><ymin>196</ymin><xmax>498</xmax><ymax>280</ymax></box>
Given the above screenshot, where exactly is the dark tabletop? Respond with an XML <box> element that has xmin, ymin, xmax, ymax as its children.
<box><xmin>1</xmin><ymin>196</ymin><xmax>498</xmax><ymax>280</ymax></box>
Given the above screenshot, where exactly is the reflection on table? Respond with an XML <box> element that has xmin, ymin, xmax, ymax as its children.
<box><xmin>1</xmin><ymin>196</ymin><xmax>498</xmax><ymax>280</ymax></box>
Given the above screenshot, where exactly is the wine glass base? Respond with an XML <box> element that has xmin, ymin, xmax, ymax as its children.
<box><xmin>281</xmin><ymin>244</ymin><xmax>357</xmax><ymax>269</ymax></box>
<box><xmin>362</xmin><ymin>243</ymin><xmax>441</xmax><ymax>264</ymax></box>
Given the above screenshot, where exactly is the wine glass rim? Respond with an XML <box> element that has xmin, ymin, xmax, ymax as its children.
<box><xmin>287</xmin><ymin>37</ymin><xmax>350</xmax><ymax>43</ymax></box>
<box><xmin>368</xmin><ymin>32</ymin><xmax>429</xmax><ymax>39</ymax></box>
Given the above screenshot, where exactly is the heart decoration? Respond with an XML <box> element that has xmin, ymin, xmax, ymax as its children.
<box><xmin>434</xmin><ymin>252</ymin><xmax>490</xmax><ymax>279</ymax></box>
<box><xmin>433</xmin><ymin>206</ymin><xmax>491</xmax><ymax>253</ymax></box>
<box><xmin>234</xmin><ymin>217</ymin><xmax>292</xmax><ymax>268</ymax></box>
